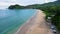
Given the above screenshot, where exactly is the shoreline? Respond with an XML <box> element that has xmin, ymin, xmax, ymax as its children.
<box><xmin>15</xmin><ymin>9</ymin><xmax>37</xmax><ymax>34</ymax></box>
<box><xmin>15</xmin><ymin>9</ymin><xmax>53</xmax><ymax>34</ymax></box>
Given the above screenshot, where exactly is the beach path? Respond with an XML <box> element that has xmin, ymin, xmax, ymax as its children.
<box><xmin>15</xmin><ymin>10</ymin><xmax>53</xmax><ymax>34</ymax></box>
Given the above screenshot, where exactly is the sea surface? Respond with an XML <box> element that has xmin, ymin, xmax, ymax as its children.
<box><xmin>0</xmin><ymin>9</ymin><xmax>36</xmax><ymax>34</ymax></box>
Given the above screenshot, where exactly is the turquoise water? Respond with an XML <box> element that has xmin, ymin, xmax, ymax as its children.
<box><xmin>0</xmin><ymin>9</ymin><xmax>36</xmax><ymax>34</ymax></box>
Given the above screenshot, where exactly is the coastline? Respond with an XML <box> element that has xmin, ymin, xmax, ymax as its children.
<box><xmin>15</xmin><ymin>9</ymin><xmax>53</xmax><ymax>34</ymax></box>
<box><xmin>15</xmin><ymin>9</ymin><xmax>37</xmax><ymax>34</ymax></box>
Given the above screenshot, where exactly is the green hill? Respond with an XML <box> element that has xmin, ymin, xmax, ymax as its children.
<box><xmin>8</xmin><ymin>4</ymin><xmax>24</xmax><ymax>9</ymax></box>
<box><xmin>25</xmin><ymin>0</ymin><xmax>60</xmax><ymax>9</ymax></box>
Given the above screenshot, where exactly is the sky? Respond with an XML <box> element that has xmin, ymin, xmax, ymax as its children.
<box><xmin>0</xmin><ymin>0</ymin><xmax>57</xmax><ymax>9</ymax></box>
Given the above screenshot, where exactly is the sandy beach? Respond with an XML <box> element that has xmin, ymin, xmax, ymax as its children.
<box><xmin>15</xmin><ymin>10</ymin><xmax>53</xmax><ymax>34</ymax></box>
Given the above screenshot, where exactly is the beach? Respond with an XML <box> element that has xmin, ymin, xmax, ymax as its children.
<box><xmin>15</xmin><ymin>10</ymin><xmax>53</xmax><ymax>34</ymax></box>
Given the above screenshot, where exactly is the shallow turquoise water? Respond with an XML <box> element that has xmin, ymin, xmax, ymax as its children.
<box><xmin>0</xmin><ymin>9</ymin><xmax>36</xmax><ymax>34</ymax></box>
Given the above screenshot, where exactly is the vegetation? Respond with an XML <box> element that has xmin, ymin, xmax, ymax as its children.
<box><xmin>51</xmin><ymin>15</ymin><xmax>60</xmax><ymax>30</ymax></box>
<box><xmin>44</xmin><ymin>5</ymin><xmax>60</xmax><ymax>30</ymax></box>
<box><xmin>8</xmin><ymin>4</ymin><xmax>24</xmax><ymax>9</ymax></box>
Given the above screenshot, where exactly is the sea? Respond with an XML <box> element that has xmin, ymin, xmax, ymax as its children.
<box><xmin>0</xmin><ymin>9</ymin><xmax>36</xmax><ymax>34</ymax></box>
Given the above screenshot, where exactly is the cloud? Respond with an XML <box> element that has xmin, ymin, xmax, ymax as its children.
<box><xmin>0</xmin><ymin>0</ymin><xmax>57</xmax><ymax>6</ymax></box>
<box><xmin>45</xmin><ymin>0</ymin><xmax>57</xmax><ymax>3</ymax></box>
<box><xmin>0</xmin><ymin>0</ymin><xmax>57</xmax><ymax>9</ymax></box>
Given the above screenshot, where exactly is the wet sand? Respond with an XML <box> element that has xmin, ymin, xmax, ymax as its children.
<box><xmin>15</xmin><ymin>10</ymin><xmax>53</xmax><ymax>34</ymax></box>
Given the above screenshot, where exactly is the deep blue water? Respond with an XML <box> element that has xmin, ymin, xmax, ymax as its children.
<box><xmin>0</xmin><ymin>9</ymin><xmax>36</xmax><ymax>34</ymax></box>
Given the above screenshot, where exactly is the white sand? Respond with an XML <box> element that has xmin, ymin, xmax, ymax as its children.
<box><xmin>15</xmin><ymin>10</ymin><xmax>53</xmax><ymax>34</ymax></box>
